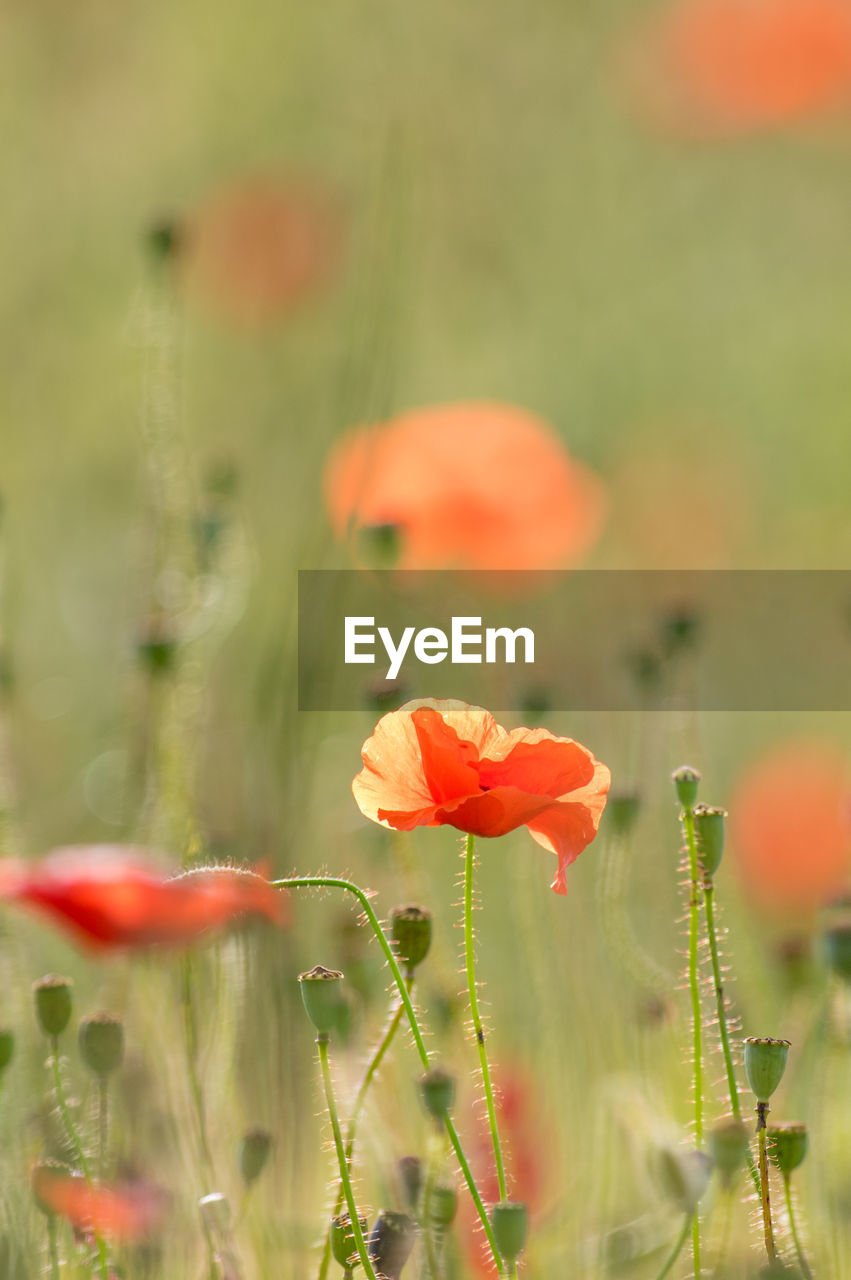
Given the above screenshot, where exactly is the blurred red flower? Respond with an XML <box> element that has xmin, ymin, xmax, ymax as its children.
<box><xmin>352</xmin><ymin>700</ymin><xmax>610</xmax><ymax>894</ymax></box>
<box><xmin>626</xmin><ymin>0</ymin><xmax>851</xmax><ymax>137</ymax></box>
<box><xmin>730</xmin><ymin>741</ymin><xmax>851</xmax><ymax>915</ymax></box>
<box><xmin>181</xmin><ymin>175</ymin><xmax>342</xmax><ymax>326</ymax></box>
<box><xmin>324</xmin><ymin>402</ymin><xmax>605</xmax><ymax>571</ymax></box>
<box><xmin>0</xmin><ymin>847</ymin><xmax>286</xmax><ymax>950</ymax></box>
<box><xmin>33</xmin><ymin>1166</ymin><xmax>168</xmax><ymax>1241</ymax></box>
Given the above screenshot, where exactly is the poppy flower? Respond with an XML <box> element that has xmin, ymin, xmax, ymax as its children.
<box><xmin>179</xmin><ymin>174</ymin><xmax>342</xmax><ymax>326</ymax></box>
<box><xmin>0</xmin><ymin>846</ymin><xmax>286</xmax><ymax>951</ymax></box>
<box><xmin>625</xmin><ymin>0</ymin><xmax>851</xmax><ymax>137</ymax></box>
<box><xmin>324</xmin><ymin>402</ymin><xmax>605</xmax><ymax>571</ymax></box>
<box><xmin>352</xmin><ymin>700</ymin><xmax>610</xmax><ymax>894</ymax></box>
<box><xmin>33</xmin><ymin>1166</ymin><xmax>168</xmax><ymax>1241</ymax></box>
<box><xmin>730</xmin><ymin>741</ymin><xmax>851</xmax><ymax>916</ymax></box>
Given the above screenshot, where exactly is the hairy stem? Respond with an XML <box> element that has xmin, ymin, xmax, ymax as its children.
<box><xmin>783</xmin><ymin>1174</ymin><xmax>813</xmax><ymax>1279</ymax></box>
<box><xmin>49</xmin><ymin>1040</ymin><xmax>110</xmax><ymax>1280</ymax></box>
<box><xmin>46</xmin><ymin>1216</ymin><xmax>60</xmax><ymax>1280</ymax></box>
<box><xmin>681</xmin><ymin>806</ymin><xmax>703</xmax><ymax>1276</ymax></box>
<box><xmin>757</xmin><ymin>1104</ymin><xmax>776</xmax><ymax>1261</ymax></box>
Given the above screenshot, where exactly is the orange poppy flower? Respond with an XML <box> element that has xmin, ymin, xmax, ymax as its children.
<box><xmin>352</xmin><ymin>700</ymin><xmax>610</xmax><ymax>894</ymax></box>
<box><xmin>627</xmin><ymin>0</ymin><xmax>851</xmax><ymax>137</ymax></box>
<box><xmin>324</xmin><ymin>402</ymin><xmax>605</xmax><ymax>571</ymax></box>
<box><xmin>33</xmin><ymin>1166</ymin><xmax>168</xmax><ymax>1241</ymax></box>
<box><xmin>180</xmin><ymin>175</ymin><xmax>342</xmax><ymax>326</ymax></box>
<box><xmin>0</xmin><ymin>846</ymin><xmax>286</xmax><ymax>951</ymax></box>
<box><xmin>730</xmin><ymin>741</ymin><xmax>851</xmax><ymax>915</ymax></box>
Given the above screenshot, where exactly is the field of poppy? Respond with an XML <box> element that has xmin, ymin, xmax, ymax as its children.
<box><xmin>2</xmin><ymin>1</ymin><xmax>851</xmax><ymax>1277</ymax></box>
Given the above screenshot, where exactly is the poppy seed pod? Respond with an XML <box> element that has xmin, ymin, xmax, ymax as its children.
<box><xmin>672</xmin><ymin>766</ymin><xmax>701</xmax><ymax>809</ymax></box>
<box><xmin>330</xmin><ymin>1212</ymin><xmax>368</xmax><ymax>1270</ymax></box>
<box><xmin>239</xmin><ymin>1129</ymin><xmax>272</xmax><ymax>1186</ymax></box>
<box><xmin>298</xmin><ymin>967</ymin><xmax>345</xmax><ymax>1037</ymax></box>
<box><xmin>608</xmin><ymin>790</ymin><xmax>641</xmax><ymax>835</ymax></box>
<box><xmin>694</xmin><ymin>805</ymin><xmax>726</xmax><ymax>879</ymax></box>
<box><xmin>389</xmin><ymin>905</ymin><xmax>433</xmax><ymax>973</ymax></box>
<box><xmin>490</xmin><ymin>1201</ymin><xmax>529</xmax><ymax>1264</ymax></box>
<box><xmin>823</xmin><ymin>921</ymin><xmax>851</xmax><ymax>982</ymax></box>
<box><xmin>367</xmin><ymin>1210</ymin><xmax>416</xmax><ymax>1278</ymax></box>
<box><xmin>357</xmin><ymin>523</ymin><xmax>403</xmax><ymax>569</ymax></box>
<box><xmin>768</xmin><ymin>1124</ymin><xmax>808</xmax><ymax>1176</ymax></box>
<box><xmin>744</xmin><ymin>1038</ymin><xmax>791</xmax><ymax>1103</ymax></box>
<box><xmin>146</xmin><ymin>217</ymin><xmax>182</xmax><ymax>263</ymax></box>
<box><xmin>79</xmin><ymin>1013</ymin><xmax>124</xmax><ymax>1077</ymax></box>
<box><xmin>396</xmin><ymin>1157</ymin><xmax>422</xmax><ymax>1213</ymax></box>
<box><xmin>419</xmin><ymin>1067</ymin><xmax>455</xmax><ymax>1122</ymax></box>
<box><xmin>428</xmin><ymin>1185</ymin><xmax>457</xmax><ymax>1230</ymax></box>
<box><xmin>0</xmin><ymin>1029</ymin><xmax>14</xmax><ymax>1074</ymax></box>
<box><xmin>654</xmin><ymin>1146</ymin><xmax>712</xmax><ymax>1213</ymax></box>
<box><xmin>710</xmin><ymin>1118</ymin><xmax>750</xmax><ymax>1187</ymax></box>
<box><xmin>34</xmin><ymin>976</ymin><xmax>73</xmax><ymax>1039</ymax></box>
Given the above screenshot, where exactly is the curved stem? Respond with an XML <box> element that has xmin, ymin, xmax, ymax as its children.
<box><xmin>317</xmin><ymin>1036</ymin><xmax>379</xmax><ymax>1280</ymax></box>
<box><xmin>681</xmin><ymin>807</ymin><xmax>703</xmax><ymax>1277</ymax></box>
<box><xmin>272</xmin><ymin>875</ymin><xmax>503</xmax><ymax>1272</ymax></box>
<box><xmin>783</xmin><ymin>1173</ymin><xmax>813</xmax><ymax>1280</ymax></box>
<box><xmin>757</xmin><ymin>1105</ymin><xmax>776</xmax><ymax>1261</ymax></box>
<box><xmin>654</xmin><ymin>1214</ymin><xmax>693</xmax><ymax>1280</ymax></box>
<box><xmin>49</xmin><ymin>1040</ymin><xmax>111</xmax><ymax>1280</ymax></box>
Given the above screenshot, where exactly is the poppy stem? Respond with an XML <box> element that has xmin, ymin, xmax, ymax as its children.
<box><xmin>272</xmin><ymin>876</ymin><xmax>504</xmax><ymax>1273</ymax></box>
<box><xmin>180</xmin><ymin>955</ymin><xmax>216</xmax><ymax>1180</ymax></box>
<box><xmin>315</xmin><ymin>1034</ymin><xmax>380</xmax><ymax>1280</ymax></box>
<box><xmin>97</xmin><ymin>1076</ymin><xmax>109</xmax><ymax>1182</ymax></box>
<box><xmin>653</xmin><ymin>1213</ymin><xmax>693</xmax><ymax>1280</ymax></box>
<box><xmin>756</xmin><ymin>1104</ymin><xmax>776</xmax><ymax>1261</ymax></box>
<box><xmin>679</xmin><ymin>805</ymin><xmax>704</xmax><ymax>1275</ymax></box>
<box><xmin>46</xmin><ymin>1215</ymin><xmax>60</xmax><ymax>1280</ymax></box>
<box><xmin>783</xmin><ymin>1173</ymin><xmax>813</xmax><ymax>1279</ymax></box>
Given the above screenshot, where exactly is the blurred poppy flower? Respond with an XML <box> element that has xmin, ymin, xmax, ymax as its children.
<box><xmin>33</xmin><ymin>1166</ymin><xmax>168</xmax><ymax>1241</ymax></box>
<box><xmin>730</xmin><ymin>741</ymin><xmax>851</xmax><ymax>915</ymax></box>
<box><xmin>0</xmin><ymin>846</ymin><xmax>286</xmax><ymax>951</ymax></box>
<box><xmin>180</xmin><ymin>175</ymin><xmax>342</xmax><ymax>326</ymax></box>
<box><xmin>626</xmin><ymin>0</ymin><xmax>851</xmax><ymax>137</ymax></box>
<box><xmin>352</xmin><ymin>699</ymin><xmax>610</xmax><ymax>894</ymax></box>
<box><xmin>324</xmin><ymin>402</ymin><xmax>605</xmax><ymax>571</ymax></box>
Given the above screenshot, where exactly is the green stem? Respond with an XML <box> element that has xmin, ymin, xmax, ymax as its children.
<box><xmin>272</xmin><ymin>875</ymin><xmax>503</xmax><ymax>1273</ymax></box>
<box><xmin>783</xmin><ymin>1174</ymin><xmax>813</xmax><ymax>1279</ymax></box>
<box><xmin>49</xmin><ymin>1040</ymin><xmax>111</xmax><ymax>1280</ymax></box>
<box><xmin>681</xmin><ymin>807</ymin><xmax>703</xmax><ymax>1277</ymax></box>
<box><xmin>316</xmin><ymin>1036</ymin><xmax>379</xmax><ymax>1280</ymax></box>
<box><xmin>757</xmin><ymin>1105</ymin><xmax>776</xmax><ymax>1262</ymax></box>
<box><xmin>654</xmin><ymin>1214</ymin><xmax>693</xmax><ymax>1280</ymax></box>
<box><xmin>46</xmin><ymin>1216</ymin><xmax>61</xmax><ymax>1280</ymax></box>
<box><xmin>181</xmin><ymin>955</ymin><xmax>215</xmax><ymax>1179</ymax></box>
<box><xmin>421</xmin><ymin>1148</ymin><xmax>442</xmax><ymax>1280</ymax></box>
<box><xmin>98</xmin><ymin>1077</ymin><xmax>109</xmax><ymax>1183</ymax></box>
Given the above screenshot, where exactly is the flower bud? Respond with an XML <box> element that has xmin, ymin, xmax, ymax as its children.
<box><xmin>389</xmin><ymin>905</ymin><xmax>432</xmax><ymax>973</ymax></box>
<box><xmin>428</xmin><ymin>1185</ymin><xmax>457</xmax><ymax>1230</ymax></box>
<box><xmin>490</xmin><ymin>1202</ymin><xmax>529</xmax><ymax>1264</ymax></box>
<box><xmin>709</xmin><ymin>1118</ymin><xmax>750</xmax><ymax>1188</ymax></box>
<box><xmin>298</xmin><ymin>967</ymin><xmax>345</xmax><ymax>1037</ymax></box>
<box><xmin>653</xmin><ymin>1146</ymin><xmax>712</xmax><ymax>1213</ymax></box>
<box><xmin>79</xmin><ymin>1012</ymin><xmax>124</xmax><ymax>1077</ymax></box>
<box><xmin>146</xmin><ymin>217</ymin><xmax>182</xmax><ymax>263</ymax></box>
<box><xmin>768</xmin><ymin>1124</ymin><xmax>808</xmax><ymax>1177</ymax></box>
<box><xmin>239</xmin><ymin>1128</ymin><xmax>272</xmax><ymax>1186</ymax></box>
<box><xmin>136</xmin><ymin>621</ymin><xmax>178</xmax><ymax>675</ymax></box>
<box><xmin>823</xmin><ymin>921</ymin><xmax>851</xmax><ymax>983</ymax></box>
<box><xmin>694</xmin><ymin>805</ymin><xmax>726</xmax><ymax>879</ymax></box>
<box><xmin>330</xmin><ymin>1212</ymin><xmax>368</xmax><ymax>1270</ymax></box>
<box><xmin>672</xmin><ymin>766</ymin><xmax>701</xmax><ymax>809</ymax></box>
<box><xmin>419</xmin><ymin>1067</ymin><xmax>455</xmax><ymax>1122</ymax></box>
<box><xmin>608</xmin><ymin>790</ymin><xmax>641</xmax><ymax>836</ymax></box>
<box><xmin>357</xmin><ymin>523</ymin><xmax>402</xmax><ymax>569</ymax></box>
<box><xmin>661</xmin><ymin>607</ymin><xmax>700</xmax><ymax>656</ymax></box>
<box><xmin>0</xmin><ymin>1029</ymin><xmax>14</xmax><ymax>1074</ymax></box>
<box><xmin>744</xmin><ymin>1037</ymin><xmax>790</xmax><ymax>1103</ymax></box>
<box><xmin>34</xmin><ymin>976</ymin><xmax>73</xmax><ymax>1039</ymax></box>
<box><xmin>367</xmin><ymin>1210</ymin><xmax>416</xmax><ymax>1278</ymax></box>
<box><xmin>396</xmin><ymin>1157</ymin><xmax>422</xmax><ymax>1213</ymax></box>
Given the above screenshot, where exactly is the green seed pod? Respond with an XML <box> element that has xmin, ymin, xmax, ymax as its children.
<box><xmin>419</xmin><ymin>1067</ymin><xmax>455</xmax><ymax>1122</ymax></box>
<box><xmin>744</xmin><ymin>1037</ymin><xmax>790</xmax><ymax>1103</ymax></box>
<box><xmin>136</xmin><ymin>622</ymin><xmax>178</xmax><ymax>675</ymax></box>
<box><xmin>428</xmin><ymin>1185</ymin><xmax>457</xmax><ymax>1230</ymax></box>
<box><xmin>389</xmin><ymin>905</ymin><xmax>433</xmax><ymax>973</ymax></box>
<box><xmin>357</xmin><ymin>523</ymin><xmax>402</xmax><ymax>569</ymax></box>
<box><xmin>823</xmin><ymin>921</ymin><xmax>851</xmax><ymax>983</ymax></box>
<box><xmin>330</xmin><ymin>1212</ymin><xmax>368</xmax><ymax>1270</ymax></box>
<box><xmin>146</xmin><ymin>218</ymin><xmax>182</xmax><ymax>263</ymax></box>
<box><xmin>709</xmin><ymin>1118</ymin><xmax>750</xmax><ymax>1187</ymax></box>
<box><xmin>34</xmin><ymin>976</ymin><xmax>73</xmax><ymax>1039</ymax></box>
<box><xmin>672</xmin><ymin>766</ymin><xmax>701</xmax><ymax>810</ymax></box>
<box><xmin>239</xmin><ymin>1128</ymin><xmax>272</xmax><ymax>1186</ymax></box>
<box><xmin>694</xmin><ymin>805</ymin><xmax>726</xmax><ymax>879</ymax></box>
<box><xmin>608</xmin><ymin>790</ymin><xmax>641</xmax><ymax>836</ymax></box>
<box><xmin>367</xmin><ymin>1210</ymin><xmax>416</xmax><ymax>1279</ymax></box>
<box><xmin>79</xmin><ymin>1013</ymin><xmax>124</xmax><ymax>1077</ymax></box>
<box><xmin>768</xmin><ymin>1124</ymin><xmax>808</xmax><ymax>1177</ymax></box>
<box><xmin>0</xmin><ymin>1029</ymin><xmax>14</xmax><ymax>1074</ymax></box>
<box><xmin>654</xmin><ymin>1146</ymin><xmax>712</xmax><ymax>1213</ymax></box>
<box><xmin>490</xmin><ymin>1202</ymin><xmax>529</xmax><ymax>1264</ymax></box>
<box><xmin>298</xmin><ymin>967</ymin><xmax>345</xmax><ymax>1037</ymax></box>
<box><xmin>396</xmin><ymin>1157</ymin><xmax>422</xmax><ymax>1213</ymax></box>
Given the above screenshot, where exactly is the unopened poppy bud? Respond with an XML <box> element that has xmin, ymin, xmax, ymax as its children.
<box><xmin>694</xmin><ymin>805</ymin><xmax>726</xmax><ymax>879</ymax></box>
<box><xmin>358</xmin><ymin>523</ymin><xmax>402</xmax><ymax>569</ymax></box>
<box><xmin>608</xmin><ymin>790</ymin><xmax>641</xmax><ymax>835</ymax></box>
<box><xmin>490</xmin><ymin>1201</ymin><xmax>529</xmax><ymax>1263</ymax></box>
<box><xmin>672</xmin><ymin>766</ymin><xmax>701</xmax><ymax>809</ymax></box>
<box><xmin>661</xmin><ymin>607</ymin><xmax>700</xmax><ymax>655</ymax></box>
<box><xmin>146</xmin><ymin>217</ymin><xmax>182</xmax><ymax>263</ymax></box>
<box><xmin>768</xmin><ymin>1124</ymin><xmax>808</xmax><ymax>1177</ymax></box>
<box><xmin>239</xmin><ymin>1128</ymin><xmax>272</xmax><ymax>1186</ymax></box>
<box><xmin>298</xmin><ymin>967</ymin><xmax>345</xmax><ymax>1037</ymax></box>
<box><xmin>367</xmin><ymin>1209</ymin><xmax>416</xmax><ymax>1278</ymax></box>
<box><xmin>419</xmin><ymin>1067</ymin><xmax>455</xmax><ymax>1122</ymax></box>
<box><xmin>710</xmin><ymin>1118</ymin><xmax>750</xmax><ymax>1187</ymax></box>
<box><xmin>331</xmin><ymin>1212</ymin><xmax>368</xmax><ymax>1270</ymax></box>
<box><xmin>744</xmin><ymin>1037</ymin><xmax>790</xmax><ymax>1103</ymax></box>
<box><xmin>428</xmin><ymin>1185</ymin><xmax>457</xmax><ymax>1230</ymax></box>
<box><xmin>0</xmin><ymin>1029</ymin><xmax>14</xmax><ymax>1073</ymax></box>
<box><xmin>34</xmin><ymin>976</ymin><xmax>73</xmax><ymax>1039</ymax></box>
<box><xmin>79</xmin><ymin>1012</ymin><xmax>124</xmax><ymax>1077</ymax></box>
<box><xmin>389</xmin><ymin>905</ymin><xmax>433</xmax><ymax>973</ymax></box>
<box><xmin>396</xmin><ymin>1157</ymin><xmax>422</xmax><ymax>1212</ymax></box>
<box><xmin>32</xmin><ymin>1161</ymin><xmax>75</xmax><ymax>1217</ymax></box>
<box><xmin>823</xmin><ymin>921</ymin><xmax>851</xmax><ymax>982</ymax></box>
<box><xmin>654</xmin><ymin>1146</ymin><xmax>712</xmax><ymax>1213</ymax></box>
<box><xmin>198</xmin><ymin>1192</ymin><xmax>231</xmax><ymax>1233</ymax></box>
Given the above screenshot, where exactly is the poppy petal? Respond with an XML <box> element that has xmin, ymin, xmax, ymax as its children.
<box><xmin>478</xmin><ymin>731</ymin><xmax>596</xmax><ymax>797</ymax></box>
<box><xmin>525</xmin><ymin>761</ymin><xmax>612</xmax><ymax>893</ymax></box>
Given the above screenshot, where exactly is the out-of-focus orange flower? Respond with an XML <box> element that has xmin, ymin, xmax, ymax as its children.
<box><xmin>626</xmin><ymin>0</ymin><xmax>851</xmax><ymax>137</ymax></box>
<box><xmin>324</xmin><ymin>402</ymin><xmax>606</xmax><ymax>571</ymax></box>
<box><xmin>33</xmin><ymin>1166</ymin><xmax>168</xmax><ymax>1241</ymax></box>
<box><xmin>352</xmin><ymin>699</ymin><xmax>610</xmax><ymax>894</ymax></box>
<box><xmin>0</xmin><ymin>846</ymin><xmax>287</xmax><ymax>951</ymax></box>
<box><xmin>180</xmin><ymin>175</ymin><xmax>342</xmax><ymax>326</ymax></box>
<box><xmin>730</xmin><ymin>741</ymin><xmax>851</xmax><ymax>915</ymax></box>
